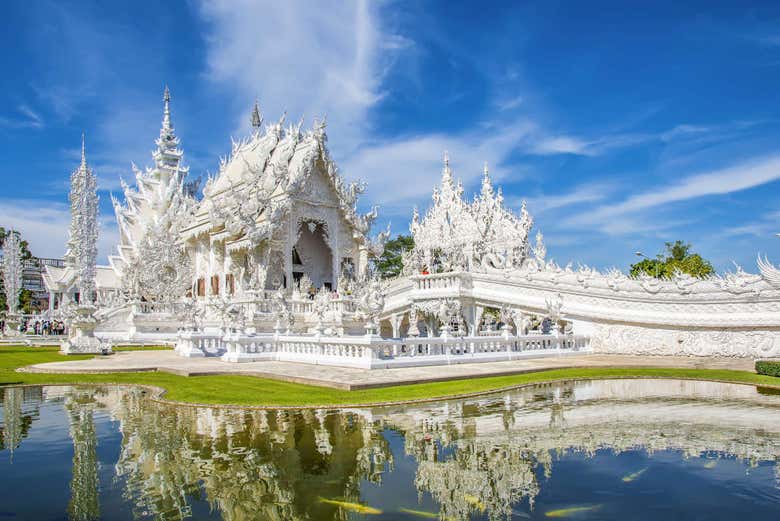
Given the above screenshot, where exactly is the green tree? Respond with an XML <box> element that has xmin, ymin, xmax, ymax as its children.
<box><xmin>630</xmin><ymin>240</ymin><xmax>715</xmax><ymax>279</ymax></box>
<box><xmin>375</xmin><ymin>235</ymin><xmax>414</xmax><ymax>278</ymax></box>
<box><xmin>0</xmin><ymin>227</ymin><xmax>33</xmax><ymax>260</ymax></box>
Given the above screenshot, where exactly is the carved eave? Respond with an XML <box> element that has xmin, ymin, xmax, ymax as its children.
<box><xmin>226</xmin><ymin>237</ymin><xmax>252</xmax><ymax>254</ymax></box>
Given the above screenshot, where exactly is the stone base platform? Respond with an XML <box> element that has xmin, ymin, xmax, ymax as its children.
<box><xmin>19</xmin><ymin>350</ymin><xmax>757</xmax><ymax>390</ymax></box>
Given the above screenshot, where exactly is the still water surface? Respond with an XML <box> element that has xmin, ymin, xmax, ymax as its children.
<box><xmin>0</xmin><ymin>379</ymin><xmax>778</xmax><ymax>520</ymax></box>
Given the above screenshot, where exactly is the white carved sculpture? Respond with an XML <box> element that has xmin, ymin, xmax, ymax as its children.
<box><xmin>311</xmin><ymin>288</ymin><xmax>330</xmax><ymax>335</ymax></box>
<box><xmin>272</xmin><ymin>286</ymin><xmax>293</xmax><ymax>334</ymax></box>
<box><xmin>2</xmin><ymin>231</ymin><xmax>23</xmax><ymax>335</ymax></box>
<box><xmin>758</xmin><ymin>254</ymin><xmax>780</xmax><ymax>289</ymax></box>
<box><xmin>436</xmin><ymin>298</ymin><xmax>461</xmax><ymax>338</ymax></box>
<box><xmin>355</xmin><ymin>276</ymin><xmax>386</xmax><ymax>336</ymax></box>
<box><xmin>544</xmin><ymin>293</ymin><xmax>563</xmax><ymax>336</ymax></box>
<box><xmin>178</xmin><ymin>296</ymin><xmax>204</xmax><ymax>330</ymax></box>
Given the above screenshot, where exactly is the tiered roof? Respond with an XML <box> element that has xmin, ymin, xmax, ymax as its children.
<box><xmin>108</xmin><ymin>87</ymin><xmax>196</xmax><ymax>278</ymax></box>
<box><xmin>182</xmin><ymin>102</ymin><xmax>380</xmax><ymax>252</ymax></box>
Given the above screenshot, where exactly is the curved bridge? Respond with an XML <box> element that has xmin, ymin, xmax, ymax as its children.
<box><xmin>380</xmin><ymin>267</ymin><xmax>780</xmax><ymax>359</ymax></box>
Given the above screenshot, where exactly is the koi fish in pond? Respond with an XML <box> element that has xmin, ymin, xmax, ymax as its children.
<box><xmin>622</xmin><ymin>468</ymin><xmax>648</xmax><ymax>482</ymax></box>
<box><xmin>544</xmin><ymin>505</ymin><xmax>602</xmax><ymax>517</ymax></box>
<box><xmin>318</xmin><ymin>497</ymin><xmax>382</xmax><ymax>515</ymax></box>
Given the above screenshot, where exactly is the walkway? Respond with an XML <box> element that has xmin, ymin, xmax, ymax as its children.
<box><xmin>20</xmin><ymin>350</ymin><xmax>757</xmax><ymax>390</ymax></box>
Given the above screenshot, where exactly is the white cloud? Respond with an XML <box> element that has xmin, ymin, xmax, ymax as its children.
<box><xmin>522</xmin><ymin>182</ymin><xmax>615</xmax><ymax>214</ymax></box>
<box><xmin>722</xmin><ymin>209</ymin><xmax>780</xmax><ymax>238</ymax></box>
<box><xmin>496</xmin><ymin>95</ymin><xmax>523</xmax><ymax>111</ymax></box>
<box><xmin>564</xmin><ymin>155</ymin><xmax>780</xmax><ymax>231</ymax></box>
<box><xmin>531</xmin><ymin>136</ymin><xmax>594</xmax><ymax>156</ymax></box>
<box><xmin>0</xmin><ymin>199</ymin><xmax>118</xmax><ymax>263</ymax></box>
<box><xmin>0</xmin><ymin>104</ymin><xmax>44</xmax><ymax>129</ymax></box>
<box><xmin>197</xmin><ymin>0</ymin><xmax>405</xmax><ymax>156</ymax></box>
<box><xmin>342</xmin><ymin>121</ymin><xmax>534</xmax><ymax>216</ymax></box>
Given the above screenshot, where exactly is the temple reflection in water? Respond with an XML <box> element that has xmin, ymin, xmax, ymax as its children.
<box><xmin>1</xmin><ymin>380</ymin><xmax>779</xmax><ymax>521</ymax></box>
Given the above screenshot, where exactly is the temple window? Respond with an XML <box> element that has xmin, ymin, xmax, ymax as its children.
<box><xmin>196</xmin><ymin>278</ymin><xmax>205</xmax><ymax>297</ymax></box>
<box><xmin>210</xmin><ymin>275</ymin><xmax>220</xmax><ymax>295</ymax></box>
<box><xmin>226</xmin><ymin>273</ymin><xmax>235</xmax><ymax>295</ymax></box>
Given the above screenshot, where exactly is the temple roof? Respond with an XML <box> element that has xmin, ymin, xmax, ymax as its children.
<box><xmin>108</xmin><ymin>87</ymin><xmax>195</xmax><ymax>278</ymax></box>
<box><xmin>183</xmin><ymin>107</ymin><xmax>380</xmax><ymax>249</ymax></box>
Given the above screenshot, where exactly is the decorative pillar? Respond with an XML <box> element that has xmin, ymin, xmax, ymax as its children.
<box><xmin>468</xmin><ymin>304</ymin><xmax>485</xmax><ymax>337</ymax></box>
<box><xmin>330</xmin><ymin>218</ymin><xmax>340</xmax><ymax>290</ymax></box>
<box><xmin>389</xmin><ymin>314</ymin><xmax>402</xmax><ymax>338</ymax></box>
<box><xmin>284</xmin><ymin>225</ymin><xmax>294</xmax><ymax>290</ymax></box>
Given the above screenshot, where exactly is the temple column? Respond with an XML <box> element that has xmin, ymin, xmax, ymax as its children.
<box><xmin>389</xmin><ymin>314</ymin><xmax>403</xmax><ymax>338</ymax></box>
<box><xmin>465</xmin><ymin>304</ymin><xmax>484</xmax><ymax>337</ymax></box>
<box><xmin>284</xmin><ymin>224</ymin><xmax>294</xmax><ymax>290</ymax></box>
<box><xmin>330</xmin><ymin>217</ymin><xmax>339</xmax><ymax>289</ymax></box>
<box><xmin>357</xmin><ymin>244</ymin><xmax>369</xmax><ymax>278</ymax></box>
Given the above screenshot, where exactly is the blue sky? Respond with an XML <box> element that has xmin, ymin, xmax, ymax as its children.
<box><xmin>2</xmin><ymin>0</ymin><xmax>780</xmax><ymax>272</ymax></box>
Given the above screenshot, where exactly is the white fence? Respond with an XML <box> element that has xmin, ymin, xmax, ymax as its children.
<box><xmin>176</xmin><ymin>330</ymin><xmax>590</xmax><ymax>369</ymax></box>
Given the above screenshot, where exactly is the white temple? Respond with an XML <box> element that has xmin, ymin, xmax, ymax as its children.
<box><xmin>41</xmin><ymin>88</ymin><xmax>780</xmax><ymax>363</ymax></box>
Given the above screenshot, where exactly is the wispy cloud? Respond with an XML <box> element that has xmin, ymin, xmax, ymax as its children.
<box><xmin>527</xmin><ymin>120</ymin><xmax>768</xmax><ymax>158</ymax></box>
<box><xmin>342</xmin><ymin>120</ymin><xmax>534</xmax><ymax>214</ymax></box>
<box><xmin>0</xmin><ymin>199</ymin><xmax>118</xmax><ymax>262</ymax></box>
<box><xmin>0</xmin><ymin>104</ymin><xmax>44</xmax><ymax>129</ymax></box>
<box><xmin>496</xmin><ymin>95</ymin><xmax>523</xmax><ymax>111</ymax></box>
<box><xmin>522</xmin><ymin>182</ymin><xmax>616</xmax><ymax>214</ymax></box>
<box><xmin>564</xmin><ymin>155</ymin><xmax>780</xmax><ymax>232</ymax></box>
<box><xmin>722</xmin><ymin>209</ymin><xmax>780</xmax><ymax>238</ymax></box>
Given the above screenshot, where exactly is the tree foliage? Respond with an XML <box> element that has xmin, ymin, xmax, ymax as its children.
<box><xmin>629</xmin><ymin>240</ymin><xmax>715</xmax><ymax>279</ymax></box>
<box><xmin>375</xmin><ymin>234</ymin><xmax>414</xmax><ymax>278</ymax></box>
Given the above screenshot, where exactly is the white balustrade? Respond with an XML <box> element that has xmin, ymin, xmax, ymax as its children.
<box><xmin>177</xmin><ymin>328</ymin><xmax>590</xmax><ymax>368</ymax></box>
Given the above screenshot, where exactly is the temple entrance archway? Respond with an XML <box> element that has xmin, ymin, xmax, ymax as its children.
<box><xmin>292</xmin><ymin>221</ymin><xmax>334</xmax><ymax>290</ymax></box>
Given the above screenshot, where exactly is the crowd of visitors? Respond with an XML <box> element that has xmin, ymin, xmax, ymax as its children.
<box><xmin>0</xmin><ymin>317</ymin><xmax>67</xmax><ymax>336</ymax></box>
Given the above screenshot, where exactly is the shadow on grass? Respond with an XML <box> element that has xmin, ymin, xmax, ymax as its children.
<box><xmin>757</xmin><ymin>385</ymin><xmax>780</xmax><ymax>396</ymax></box>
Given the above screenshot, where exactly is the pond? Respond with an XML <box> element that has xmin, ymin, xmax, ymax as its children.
<box><xmin>1</xmin><ymin>379</ymin><xmax>778</xmax><ymax>520</ymax></box>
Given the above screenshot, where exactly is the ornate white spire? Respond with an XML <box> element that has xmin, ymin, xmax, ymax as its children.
<box><xmin>480</xmin><ymin>162</ymin><xmax>494</xmax><ymax>199</ymax></box>
<box><xmin>2</xmin><ymin>230</ymin><xmax>23</xmax><ymax>315</ymax></box>
<box><xmin>442</xmin><ymin>151</ymin><xmax>453</xmax><ymax>184</ymax></box>
<box><xmin>80</xmin><ymin>132</ymin><xmax>87</xmax><ymax>169</ymax></box>
<box><xmin>250</xmin><ymin>99</ymin><xmax>263</xmax><ymax>131</ymax></box>
<box><xmin>108</xmin><ymin>87</ymin><xmax>195</xmax><ymax>301</ymax></box>
<box><xmin>66</xmin><ymin>135</ymin><xmax>99</xmax><ymax>302</ymax></box>
<box><xmin>162</xmin><ymin>85</ymin><xmax>172</xmax><ymax>132</ymax></box>
<box><xmin>153</xmin><ymin>85</ymin><xmax>185</xmax><ymax>183</ymax></box>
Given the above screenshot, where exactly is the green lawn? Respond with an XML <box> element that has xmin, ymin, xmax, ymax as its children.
<box><xmin>0</xmin><ymin>344</ymin><xmax>777</xmax><ymax>407</ymax></box>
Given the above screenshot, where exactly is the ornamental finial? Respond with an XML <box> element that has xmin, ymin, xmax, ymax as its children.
<box><xmin>81</xmin><ymin>132</ymin><xmax>87</xmax><ymax>168</ymax></box>
<box><xmin>442</xmin><ymin>151</ymin><xmax>452</xmax><ymax>182</ymax></box>
<box><xmin>483</xmin><ymin>161</ymin><xmax>489</xmax><ymax>179</ymax></box>
<box><xmin>250</xmin><ymin>99</ymin><xmax>262</xmax><ymax>130</ymax></box>
<box><xmin>162</xmin><ymin>85</ymin><xmax>172</xmax><ymax>130</ymax></box>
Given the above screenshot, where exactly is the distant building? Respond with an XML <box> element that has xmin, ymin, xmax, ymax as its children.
<box><xmin>25</xmin><ymin>258</ymin><xmax>64</xmax><ymax>311</ymax></box>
